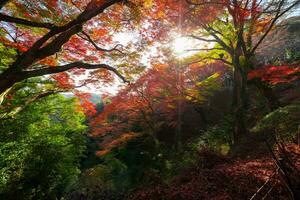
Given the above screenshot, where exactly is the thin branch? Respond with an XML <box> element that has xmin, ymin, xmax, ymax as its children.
<box><xmin>202</xmin><ymin>25</ymin><xmax>233</xmax><ymax>55</ymax></box>
<box><xmin>186</xmin><ymin>56</ymin><xmax>232</xmax><ymax>65</ymax></box>
<box><xmin>262</xmin><ymin>187</ymin><xmax>274</xmax><ymax>200</ymax></box>
<box><xmin>0</xmin><ymin>26</ymin><xmax>16</xmax><ymax>42</ymax></box>
<box><xmin>24</xmin><ymin>62</ymin><xmax>129</xmax><ymax>83</ymax></box>
<box><xmin>207</xmin><ymin>24</ymin><xmax>225</xmax><ymax>37</ymax></box>
<box><xmin>0</xmin><ymin>89</ymin><xmax>66</xmax><ymax>119</ymax></box>
<box><xmin>70</xmin><ymin>0</ymin><xmax>83</xmax><ymax>11</ymax></box>
<box><xmin>185</xmin><ymin>47</ymin><xmax>224</xmax><ymax>51</ymax></box>
<box><xmin>186</xmin><ymin>35</ymin><xmax>217</xmax><ymax>42</ymax></box>
<box><xmin>79</xmin><ymin>31</ymin><xmax>126</xmax><ymax>54</ymax></box>
<box><xmin>264</xmin><ymin>138</ymin><xmax>296</xmax><ymax>200</ymax></box>
<box><xmin>0</xmin><ymin>13</ymin><xmax>58</xmax><ymax>29</ymax></box>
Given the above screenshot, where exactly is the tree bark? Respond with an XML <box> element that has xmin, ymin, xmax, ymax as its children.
<box><xmin>232</xmin><ymin>52</ymin><xmax>248</xmax><ymax>144</ymax></box>
<box><xmin>0</xmin><ymin>69</ymin><xmax>25</xmax><ymax>94</ymax></box>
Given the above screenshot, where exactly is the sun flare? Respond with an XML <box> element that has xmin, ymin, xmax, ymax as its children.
<box><xmin>172</xmin><ymin>37</ymin><xmax>190</xmax><ymax>55</ymax></box>
<box><xmin>172</xmin><ymin>36</ymin><xmax>200</xmax><ymax>58</ymax></box>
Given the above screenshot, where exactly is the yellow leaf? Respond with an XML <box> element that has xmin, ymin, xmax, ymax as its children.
<box><xmin>143</xmin><ymin>0</ymin><xmax>153</xmax><ymax>8</ymax></box>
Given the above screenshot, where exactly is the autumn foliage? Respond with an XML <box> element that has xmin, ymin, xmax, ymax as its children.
<box><xmin>90</xmin><ymin>61</ymin><xmax>227</xmax><ymax>155</ymax></box>
<box><xmin>1</xmin><ymin>0</ymin><xmax>300</xmax><ymax>199</ymax></box>
<box><xmin>248</xmin><ymin>65</ymin><xmax>300</xmax><ymax>85</ymax></box>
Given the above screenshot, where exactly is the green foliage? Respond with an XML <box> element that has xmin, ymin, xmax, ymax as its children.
<box><xmin>252</xmin><ymin>101</ymin><xmax>300</xmax><ymax>141</ymax></box>
<box><xmin>285</xmin><ymin>49</ymin><xmax>300</xmax><ymax>62</ymax></box>
<box><xmin>67</xmin><ymin>157</ymin><xmax>129</xmax><ymax>199</ymax></box>
<box><xmin>111</xmin><ymin>136</ymin><xmax>165</xmax><ymax>187</ymax></box>
<box><xmin>0</xmin><ymin>78</ymin><xmax>57</xmax><ymax>118</ymax></box>
<box><xmin>187</xmin><ymin>72</ymin><xmax>222</xmax><ymax>103</ymax></box>
<box><xmin>67</xmin><ymin>137</ymin><xmax>157</xmax><ymax>199</ymax></box>
<box><xmin>67</xmin><ymin>135</ymin><xmax>204</xmax><ymax>199</ymax></box>
<box><xmin>0</xmin><ymin>43</ymin><xmax>17</xmax><ymax>73</ymax></box>
<box><xmin>190</xmin><ymin>115</ymin><xmax>234</xmax><ymax>155</ymax></box>
<box><xmin>0</xmin><ymin>94</ymin><xmax>87</xmax><ymax>199</ymax></box>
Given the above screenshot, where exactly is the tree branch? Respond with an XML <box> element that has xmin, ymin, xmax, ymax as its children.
<box><xmin>202</xmin><ymin>25</ymin><xmax>234</xmax><ymax>55</ymax></box>
<box><xmin>186</xmin><ymin>35</ymin><xmax>217</xmax><ymax>42</ymax></box>
<box><xmin>79</xmin><ymin>31</ymin><xmax>126</xmax><ymax>54</ymax></box>
<box><xmin>185</xmin><ymin>47</ymin><xmax>224</xmax><ymax>51</ymax></box>
<box><xmin>37</xmin><ymin>24</ymin><xmax>83</xmax><ymax>60</ymax></box>
<box><xmin>11</xmin><ymin>0</ymin><xmax>123</xmax><ymax>70</ymax></box>
<box><xmin>0</xmin><ymin>0</ymin><xmax>125</xmax><ymax>95</ymax></box>
<box><xmin>12</xmin><ymin>24</ymin><xmax>82</xmax><ymax>71</ymax></box>
<box><xmin>0</xmin><ymin>89</ymin><xmax>67</xmax><ymax>119</ymax></box>
<box><xmin>24</xmin><ymin>62</ymin><xmax>129</xmax><ymax>83</ymax></box>
<box><xmin>0</xmin><ymin>13</ymin><xmax>58</xmax><ymax>29</ymax></box>
<box><xmin>187</xmin><ymin>56</ymin><xmax>232</xmax><ymax>65</ymax></box>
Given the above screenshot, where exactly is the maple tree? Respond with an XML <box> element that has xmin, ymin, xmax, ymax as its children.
<box><xmin>90</xmin><ymin>60</ymin><xmax>226</xmax><ymax>155</ymax></box>
<box><xmin>0</xmin><ymin>0</ymin><xmax>179</xmax><ymax>102</ymax></box>
<box><xmin>0</xmin><ymin>0</ymin><xmax>183</xmax><ymax>120</ymax></box>
<box><xmin>168</xmin><ymin>0</ymin><xmax>300</xmax><ymax>141</ymax></box>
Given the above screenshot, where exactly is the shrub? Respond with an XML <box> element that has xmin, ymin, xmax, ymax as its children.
<box><xmin>252</xmin><ymin>101</ymin><xmax>300</xmax><ymax>142</ymax></box>
<box><xmin>189</xmin><ymin>115</ymin><xmax>234</xmax><ymax>155</ymax></box>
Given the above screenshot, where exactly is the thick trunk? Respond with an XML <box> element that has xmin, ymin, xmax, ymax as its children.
<box><xmin>232</xmin><ymin>54</ymin><xmax>248</xmax><ymax>144</ymax></box>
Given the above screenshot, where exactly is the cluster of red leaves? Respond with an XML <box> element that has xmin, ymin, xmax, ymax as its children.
<box><xmin>129</xmin><ymin>145</ymin><xmax>300</xmax><ymax>200</ymax></box>
<box><xmin>248</xmin><ymin>65</ymin><xmax>300</xmax><ymax>85</ymax></box>
<box><xmin>0</xmin><ymin>38</ymin><xmax>28</xmax><ymax>52</ymax></box>
<box><xmin>51</xmin><ymin>72</ymin><xmax>74</xmax><ymax>89</ymax></box>
<box><xmin>74</xmin><ymin>92</ymin><xmax>97</xmax><ymax>117</ymax></box>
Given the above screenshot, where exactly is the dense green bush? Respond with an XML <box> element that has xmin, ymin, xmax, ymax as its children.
<box><xmin>0</xmin><ymin>94</ymin><xmax>87</xmax><ymax>199</ymax></box>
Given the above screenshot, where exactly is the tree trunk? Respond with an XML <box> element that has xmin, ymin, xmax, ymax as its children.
<box><xmin>195</xmin><ymin>106</ymin><xmax>208</xmax><ymax>131</ymax></box>
<box><xmin>232</xmin><ymin>54</ymin><xmax>248</xmax><ymax>144</ymax></box>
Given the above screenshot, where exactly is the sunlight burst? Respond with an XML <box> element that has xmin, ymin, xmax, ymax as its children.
<box><xmin>172</xmin><ymin>36</ymin><xmax>198</xmax><ymax>58</ymax></box>
<box><xmin>173</xmin><ymin>37</ymin><xmax>189</xmax><ymax>54</ymax></box>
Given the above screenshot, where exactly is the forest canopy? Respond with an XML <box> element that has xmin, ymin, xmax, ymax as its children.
<box><xmin>0</xmin><ymin>0</ymin><xmax>300</xmax><ymax>199</ymax></box>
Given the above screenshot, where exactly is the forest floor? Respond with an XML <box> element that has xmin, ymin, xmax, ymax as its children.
<box><xmin>130</xmin><ymin>142</ymin><xmax>300</xmax><ymax>200</ymax></box>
